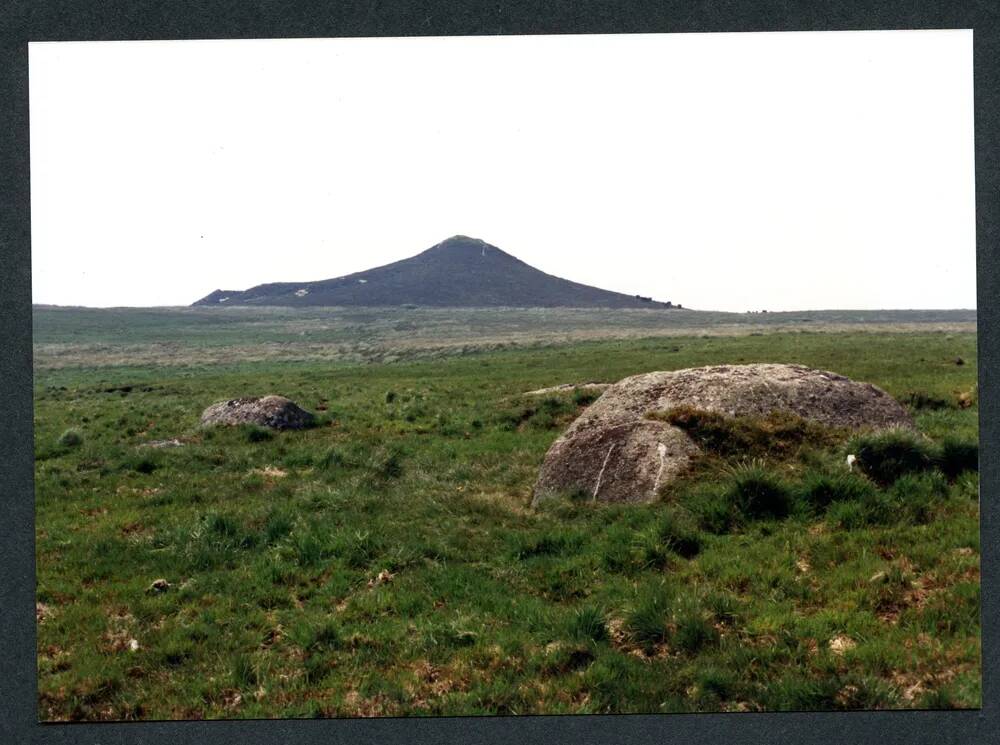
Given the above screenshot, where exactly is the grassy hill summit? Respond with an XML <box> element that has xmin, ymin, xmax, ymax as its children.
<box><xmin>193</xmin><ymin>235</ymin><xmax>680</xmax><ymax>309</ymax></box>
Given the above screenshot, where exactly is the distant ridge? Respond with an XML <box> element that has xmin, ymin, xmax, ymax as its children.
<box><xmin>192</xmin><ymin>236</ymin><xmax>680</xmax><ymax>309</ymax></box>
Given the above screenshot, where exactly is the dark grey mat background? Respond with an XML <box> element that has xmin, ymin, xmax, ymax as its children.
<box><xmin>1</xmin><ymin>2</ymin><xmax>996</xmax><ymax>743</ymax></box>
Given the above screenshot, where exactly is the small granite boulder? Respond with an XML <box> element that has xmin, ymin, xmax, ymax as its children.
<box><xmin>200</xmin><ymin>395</ymin><xmax>316</xmax><ymax>430</ymax></box>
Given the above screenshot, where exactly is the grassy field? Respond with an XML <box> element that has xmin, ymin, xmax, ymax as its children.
<box><xmin>33</xmin><ymin>310</ymin><xmax>980</xmax><ymax>719</ymax></box>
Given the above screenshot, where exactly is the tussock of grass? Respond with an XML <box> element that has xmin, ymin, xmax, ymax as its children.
<box><xmin>231</xmin><ymin>654</ymin><xmax>260</xmax><ymax>688</ymax></box>
<box><xmin>825</xmin><ymin>498</ymin><xmax>877</xmax><ymax>530</ymax></box>
<box><xmin>244</xmin><ymin>425</ymin><xmax>274</xmax><ymax>443</ymax></box>
<box><xmin>682</xmin><ymin>484</ymin><xmax>738</xmax><ymax>534</ymax></box>
<box><xmin>509</xmin><ymin>529</ymin><xmax>582</xmax><ymax>560</ymax></box>
<box><xmin>848</xmin><ymin>429</ymin><xmax>936</xmax><ymax>486</ymax></box>
<box><xmin>888</xmin><ymin>472</ymin><xmax>949</xmax><ymax>525</ymax></box>
<box><xmin>290</xmin><ymin>619</ymin><xmax>341</xmax><ymax>652</ymax></box>
<box><xmin>761</xmin><ymin>675</ymin><xmax>848</xmax><ymax>711</ymax></box>
<box><xmin>318</xmin><ymin>447</ymin><xmax>347</xmax><ymax>471</ymax></box>
<box><xmin>367</xmin><ymin>447</ymin><xmax>404</xmax><ymax>480</ymax></box>
<box><xmin>696</xmin><ymin>667</ymin><xmax>736</xmax><ymax>701</ymax></box>
<box><xmin>566</xmin><ymin>605</ymin><xmax>608</xmax><ymax>643</ymax></box>
<box><xmin>122</xmin><ymin>453</ymin><xmax>159</xmax><ymax>474</ymax></box>
<box><xmin>495</xmin><ymin>395</ymin><xmax>581</xmax><ymax>432</ymax></box>
<box><xmin>623</xmin><ymin>590</ymin><xmax>718</xmax><ymax>654</ymax></box>
<box><xmin>263</xmin><ymin>508</ymin><xmax>295</xmax><ymax>543</ymax></box>
<box><xmin>340</xmin><ymin>530</ymin><xmax>384</xmax><ymax>569</ymax></box>
<box><xmin>600</xmin><ymin>516</ymin><xmax>699</xmax><ymax>573</ymax></box>
<box><xmin>624</xmin><ymin>589</ymin><xmax>673</xmax><ymax>649</ymax></box>
<box><xmin>673</xmin><ymin>600</ymin><xmax>719</xmax><ymax>653</ymax></box>
<box><xmin>292</xmin><ymin>528</ymin><xmax>328</xmax><ymax>568</ymax></box>
<box><xmin>903</xmin><ymin>391</ymin><xmax>953</xmax><ymax>411</ymax></box>
<box><xmin>798</xmin><ymin>471</ymin><xmax>876</xmax><ymax>513</ymax></box>
<box><xmin>703</xmin><ymin>590</ymin><xmax>742</xmax><ymax>626</ymax></box>
<box><xmin>725</xmin><ymin>461</ymin><xmax>795</xmax><ymax>520</ymax></box>
<box><xmin>655</xmin><ymin>507</ymin><xmax>703</xmax><ymax>559</ymax></box>
<box><xmin>57</xmin><ymin>428</ymin><xmax>83</xmax><ymax>448</ymax></box>
<box><xmin>938</xmin><ymin>438</ymin><xmax>978</xmax><ymax>480</ymax></box>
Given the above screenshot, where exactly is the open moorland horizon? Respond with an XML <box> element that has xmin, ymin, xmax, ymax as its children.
<box><xmin>32</xmin><ymin>303</ymin><xmax>981</xmax><ymax>311</ymax></box>
<box><xmin>31</xmin><ymin>305</ymin><xmax>978</xmax><ymax>370</ymax></box>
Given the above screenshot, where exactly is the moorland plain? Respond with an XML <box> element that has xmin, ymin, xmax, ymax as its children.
<box><xmin>32</xmin><ymin>305</ymin><xmax>977</xmax><ymax>370</ymax></box>
<box><xmin>33</xmin><ymin>307</ymin><xmax>980</xmax><ymax>719</ymax></box>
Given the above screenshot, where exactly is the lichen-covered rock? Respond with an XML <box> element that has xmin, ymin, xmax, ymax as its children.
<box><xmin>200</xmin><ymin>395</ymin><xmax>315</xmax><ymax>430</ymax></box>
<box><xmin>533</xmin><ymin>419</ymin><xmax>700</xmax><ymax>505</ymax></box>
<box><xmin>532</xmin><ymin>363</ymin><xmax>913</xmax><ymax>506</ymax></box>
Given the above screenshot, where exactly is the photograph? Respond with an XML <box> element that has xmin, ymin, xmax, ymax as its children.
<box><xmin>28</xmin><ymin>30</ymin><xmax>980</xmax><ymax>721</ymax></box>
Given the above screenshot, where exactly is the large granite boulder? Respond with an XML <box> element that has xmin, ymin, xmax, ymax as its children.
<box><xmin>532</xmin><ymin>364</ymin><xmax>913</xmax><ymax>506</ymax></box>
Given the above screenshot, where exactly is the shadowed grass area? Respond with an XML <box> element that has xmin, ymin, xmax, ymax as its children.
<box><xmin>848</xmin><ymin>429</ymin><xmax>938</xmax><ymax>486</ymax></box>
<box><xmin>652</xmin><ymin>407</ymin><xmax>845</xmax><ymax>459</ymax></box>
<box><xmin>34</xmin><ymin>326</ymin><xmax>979</xmax><ymax>719</ymax></box>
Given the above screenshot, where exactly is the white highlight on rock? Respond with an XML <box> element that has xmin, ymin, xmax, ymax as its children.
<box><xmin>358</xmin><ymin>279</ymin><xmax>368</xmax><ymax>283</ymax></box>
<box><xmin>653</xmin><ymin>442</ymin><xmax>669</xmax><ymax>492</ymax></box>
<box><xmin>294</xmin><ymin>288</ymin><xmax>309</xmax><ymax>297</ymax></box>
<box><xmin>218</xmin><ymin>297</ymin><xmax>229</xmax><ymax>303</ymax></box>
<box><xmin>593</xmin><ymin>443</ymin><xmax>616</xmax><ymax>501</ymax></box>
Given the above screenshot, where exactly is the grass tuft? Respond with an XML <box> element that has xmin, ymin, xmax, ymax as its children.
<box><xmin>624</xmin><ymin>589</ymin><xmax>672</xmax><ymax>649</ymax></box>
<box><xmin>368</xmin><ymin>447</ymin><xmax>404</xmax><ymax>479</ymax></box>
<box><xmin>264</xmin><ymin>509</ymin><xmax>295</xmax><ymax>543</ymax></box>
<box><xmin>725</xmin><ymin>461</ymin><xmax>794</xmax><ymax>520</ymax></box>
<box><xmin>510</xmin><ymin>530</ymin><xmax>582</xmax><ymax>560</ymax></box>
<box><xmin>230</xmin><ymin>654</ymin><xmax>259</xmax><ymax>688</ymax></box>
<box><xmin>797</xmin><ymin>471</ymin><xmax>876</xmax><ymax>513</ymax></box>
<box><xmin>888</xmin><ymin>471</ymin><xmax>949</xmax><ymax>524</ymax></box>
<box><xmin>57</xmin><ymin>428</ymin><xmax>83</xmax><ymax>448</ymax></box>
<box><xmin>318</xmin><ymin>447</ymin><xmax>347</xmax><ymax>470</ymax></box>
<box><xmin>903</xmin><ymin>391</ymin><xmax>952</xmax><ymax>411</ymax></box>
<box><xmin>937</xmin><ymin>438</ymin><xmax>978</xmax><ymax>480</ymax></box>
<box><xmin>567</xmin><ymin>605</ymin><xmax>609</xmax><ymax>643</ymax></box>
<box><xmin>656</xmin><ymin>506</ymin><xmax>703</xmax><ymax>558</ymax></box>
<box><xmin>696</xmin><ymin>667</ymin><xmax>736</xmax><ymax>701</ymax></box>
<box><xmin>245</xmin><ymin>426</ymin><xmax>274</xmax><ymax>443</ymax></box>
<box><xmin>673</xmin><ymin>600</ymin><xmax>719</xmax><ymax>653</ymax></box>
<box><xmin>848</xmin><ymin>429</ymin><xmax>936</xmax><ymax>486</ymax></box>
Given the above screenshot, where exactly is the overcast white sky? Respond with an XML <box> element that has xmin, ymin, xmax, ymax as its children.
<box><xmin>29</xmin><ymin>31</ymin><xmax>975</xmax><ymax>312</ymax></box>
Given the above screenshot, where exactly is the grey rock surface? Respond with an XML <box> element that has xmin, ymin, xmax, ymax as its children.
<box><xmin>200</xmin><ymin>395</ymin><xmax>316</xmax><ymax>430</ymax></box>
<box><xmin>532</xmin><ymin>363</ymin><xmax>913</xmax><ymax>506</ymax></box>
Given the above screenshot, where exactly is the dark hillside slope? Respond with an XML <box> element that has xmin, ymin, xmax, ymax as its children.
<box><xmin>192</xmin><ymin>236</ymin><xmax>678</xmax><ymax>309</ymax></box>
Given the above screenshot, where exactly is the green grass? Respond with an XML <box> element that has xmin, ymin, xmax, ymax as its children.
<box><xmin>848</xmin><ymin>429</ymin><xmax>938</xmax><ymax>486</ymax></box>
<box><xmin>33</xmin><ymin>323</ymin><xmax>980</xmax><ymax>719</ymax></box>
